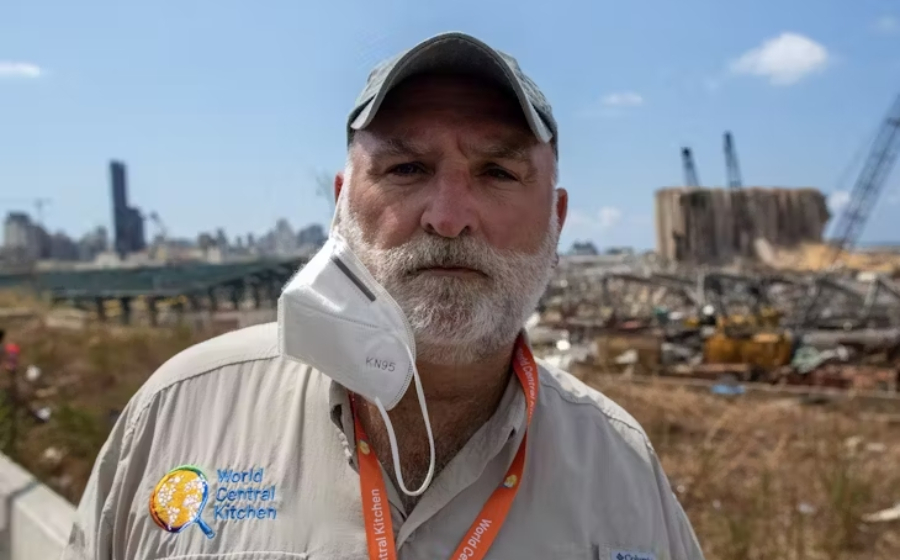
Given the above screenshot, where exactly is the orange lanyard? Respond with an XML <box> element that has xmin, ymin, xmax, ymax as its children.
<box><xmin>351</xmin><ymin>334</ymin><xmax>539</xmax><ymax>560</ymax></box>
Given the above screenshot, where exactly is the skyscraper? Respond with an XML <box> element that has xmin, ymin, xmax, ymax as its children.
<box><xmin>111</xmin><ymin>160</ymin><xmax>127</xmax><ymax>257</ymax></box>
<box><xmin>110</xmin><ymin>160</ymin><xmax>146</xmax><ymax>258</ymax></box>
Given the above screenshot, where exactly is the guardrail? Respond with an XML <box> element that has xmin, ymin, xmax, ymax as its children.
<box><xmin>0</xmin><ymin>453</ymin><xmax>74</xmax><ymax>560</ymax></box>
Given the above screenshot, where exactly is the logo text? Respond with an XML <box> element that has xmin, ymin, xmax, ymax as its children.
<box><xmin>365</xmin><ymin>357</ymin><xmax>396</xmax><ymax>372</ymax></box>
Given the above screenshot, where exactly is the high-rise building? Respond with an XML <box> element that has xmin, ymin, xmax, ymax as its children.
<box><xmin>110</xmin><ymin>160</ymin><xmax>129</xmax><ymax>256</ymax></box>
<box><xmin>3</xmin><ymin>212</ymin><xmax>33</xmax><ymax>249</ymax></box>
<box><xmin>1</xmin><ymin>211</ymin><xmax>53</xmax><ymax>262</ymax></box>
<box><xmin>110</xmin><ymin>160</ymin><xmax>146</xmax><ymax>258</ymax></box>
<box><xmin>78</xmin><ymin>226</ymin><xmax>109</xmax><ymax>261</ymax></box>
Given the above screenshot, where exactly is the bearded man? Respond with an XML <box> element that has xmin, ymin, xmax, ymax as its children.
<box><xmin>62</xmin><ymin>32</ymin><xmax>705</xmax><ymax>560</ymax></box>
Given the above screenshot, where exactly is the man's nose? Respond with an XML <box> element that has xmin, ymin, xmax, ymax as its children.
<box><xmin>420</xmin><ymin>169</ymin><xmax>478</xmax><ymax>238</ymax></box>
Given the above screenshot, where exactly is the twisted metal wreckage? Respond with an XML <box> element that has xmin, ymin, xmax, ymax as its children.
<box><xmin>528</xmin><ymin>257</ymin><xmax>900</xmax><ymax>396</ymax></box>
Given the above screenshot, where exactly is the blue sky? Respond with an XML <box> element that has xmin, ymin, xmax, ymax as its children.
<box><xmin>2</xmin><ymin>0</ymin><xmax>899</xmax><ymax>251</ymax></box>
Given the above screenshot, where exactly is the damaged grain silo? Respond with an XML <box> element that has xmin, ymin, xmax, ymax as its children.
<box><xmin>655</xmin><ymin>187</ymin><xmax>831</xmax><ymax>265</ymax></box>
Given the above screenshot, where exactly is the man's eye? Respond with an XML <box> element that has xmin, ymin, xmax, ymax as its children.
<box><xmin>388</xmin><ymin>163</ymin><xmax>425</xmax><ymax>176</ymax></box>
<box><xmin>485</xmin><ymin>167</ymin><xmax>516</xmax><ymax>180</ymax></box>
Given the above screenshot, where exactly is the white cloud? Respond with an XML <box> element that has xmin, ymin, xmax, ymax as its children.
<box><xmin>730</xmin><ymin>32</ymin><xmax>829</xmax><ymax>86</ymax></box>
<box><xmin>875</xmin><ymin>16</ymin><xmax>899</xmax><ymax>34</ymax></box>
<box><xmin>828</xmin><ymin>190</ymin><xmax>850</xmax><ymax>213</ymax></box>
<box><xmin>567</xmin><ymin>207</ymin><xmax>624</xmax><ymax>230</ymax></box>
<box><xmin>565</xmin><ymin>211</ymin><xmax>595</xmax><ymax>234</ymax></box>
<box><xmin>580</xmin><ymin>92</ymin><xmax>644</xmax><ymax>118</ymax></box>
<box><xmin>599</xmin><ymin>206</ymin><xmax>622</xmax><ymax>229</ymax></box>
<box><xmin>562</xmin><ymin>208</ymin><xmax>654</xmax><ymax>250</ymax></box>
<box><xmin>0</xmin><ymin>61</ymin><xmax>43</xmax><ymax>79</ymax></box>
<box><xmin>601</xmin><ymin>92</ymin><xmax>644</xmax><ymax>107</ymax></box>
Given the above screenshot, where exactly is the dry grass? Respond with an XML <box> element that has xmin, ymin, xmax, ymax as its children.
<box><xmin>1</xmin><ymin>306</ymin><xmax>898</xmax><ymax>558</ymax></box>
<box><xmin>588</xmin><ymin>375</ymin><xmax>900</xmax><ymax>560</ymax></box>
<box><xmin>1</xmin><ymin>318</ymin><xmax>230</xmax><ymax>504</ymax></box>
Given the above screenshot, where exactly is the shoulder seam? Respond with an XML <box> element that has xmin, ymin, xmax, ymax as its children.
<box><xmin>123</xmin><ymin>349</ymin><xmax>279</xmax><ymax>440</ymax></box>
<box><xmin>539</xmin><ymin>376</ymin><xmax>652</xmax><ymax>448</ymax></box>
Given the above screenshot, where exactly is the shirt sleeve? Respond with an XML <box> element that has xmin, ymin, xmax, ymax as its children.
<box><xmin>59</xmin><ymin>397</ymin><xmax>146</xmax><ymax>560</ymax></box>
<box><xmin>651</xmin><ymin>450</ymin><xmax>706</xmax><ymax>560</ymax></box>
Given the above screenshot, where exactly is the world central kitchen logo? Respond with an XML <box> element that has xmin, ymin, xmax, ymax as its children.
<box><xmin>149</xmin><ymin>466</ymin><xmax>279</xmax><ymax>538</ymax></box>
<box><xmin>213</xmin><ymin>467</ymin><xmax>279</xmax><ymax>521</ymax></box>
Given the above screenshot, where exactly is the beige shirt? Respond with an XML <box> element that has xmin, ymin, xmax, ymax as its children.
<box><xmin>60</xmin><ymin>322</ymin><xmax>705</xmax><ymax>560</ymax></box>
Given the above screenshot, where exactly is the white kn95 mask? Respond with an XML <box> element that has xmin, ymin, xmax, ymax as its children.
<box><xmin>277</xmin><ymin>232</ymin><xmax>436</xmax><ymax>497</ymax></box>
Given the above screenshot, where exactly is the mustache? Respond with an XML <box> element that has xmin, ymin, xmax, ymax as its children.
<box><xmin>384</xmin><ymin>236</ymin><xmax>500</xmax><ymax>276</ymax></box>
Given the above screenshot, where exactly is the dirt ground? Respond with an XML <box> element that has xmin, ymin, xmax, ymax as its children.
<box><xmin>589</xmin><ymin>375</ymin><xmax>900</xmax><ymax>559</ymax></box>
<box><xmin>2</xmin><ymin>318</ymin><xmax>899</xmax><ymax>560</ymax></box>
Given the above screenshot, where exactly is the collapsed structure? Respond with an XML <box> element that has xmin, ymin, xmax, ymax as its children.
<box><xmin>655</xmin><ymin>187</ymin><xmax>831</xmax><ymax>265</ymax></box>
<box><xmin>529</xmin><ymin>255</ymin><xmax>900</xmax><ymax>396</ymax></box>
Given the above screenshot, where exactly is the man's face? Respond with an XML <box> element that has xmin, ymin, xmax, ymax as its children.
<box><xmin>334</xmin><ymin>73</ymin><xmax>567</xmax><ymax>366</ymax></box>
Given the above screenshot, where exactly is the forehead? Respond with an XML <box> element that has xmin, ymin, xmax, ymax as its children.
<box><xmin>361</xmin><ymin>73</ymin><xmax>537</xmax><ymax>146</ymax></box>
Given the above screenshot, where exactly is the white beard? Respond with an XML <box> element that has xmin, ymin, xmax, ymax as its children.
<box><xmin>333</xmin><ymin>194</ymin><xmax>560</xmax><ymax>366</ymax></box>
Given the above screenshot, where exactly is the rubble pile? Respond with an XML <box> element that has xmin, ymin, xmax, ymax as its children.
<box><xmin>530</xmin><ymin>255</ymin><xmax>900</xmax><ymax>395</ymax></box>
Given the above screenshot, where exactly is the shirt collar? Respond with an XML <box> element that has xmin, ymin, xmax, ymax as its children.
<box><xmin>329</xmin><ymin>379</ymin><xmax>354</xmax><ymax>436</ymax></box>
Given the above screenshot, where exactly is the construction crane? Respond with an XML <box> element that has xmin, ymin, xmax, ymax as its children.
<box><xmin>32</xmin><ymin>198</ymin><xmax>51</xmax><ymax>225</ymax></box>
<box><xmin>828</xmin><ymin>91</ymin><xmax>900</xmax><ymax>263</ymax></box>
<box><xmin>148</xmin><ymin>211</ymin><xmax>168</xmax><ymax>242</ymax></box>
<box><xmin>681</xmin><ymin>147</ymin><xmax>701</xmax><ymax>187</ymax></box>
<box><xmin>724</xmin><ymin>131</ymin><xmax>743</xmax><ymax>188</ymax></box>
<box><xmin>0</xmin><ymin>197</ymin><xmax>52</xmax><ymax>225</ymax></box>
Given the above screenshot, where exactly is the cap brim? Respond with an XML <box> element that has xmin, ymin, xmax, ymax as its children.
<box><xmin>349</xmin><ymin>32</ymin><xmax>553</xmax><ymax>144</ymax></box>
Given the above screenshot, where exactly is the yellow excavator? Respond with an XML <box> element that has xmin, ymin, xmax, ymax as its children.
<box><xmin>697</xmin><ymin>273</ymin><xmax>794</xmax><ymax>379</ymax></box>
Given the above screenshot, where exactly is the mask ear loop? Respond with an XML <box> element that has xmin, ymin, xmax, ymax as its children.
<box><xmin>373</xmin><ymin>345</ymin><xmax>435</xmax><ymax>497</ymax></box>
<box><xmin>333</xmin><ymin>187</ymin><xmax>433</xmax><ymax>497</ymax></box>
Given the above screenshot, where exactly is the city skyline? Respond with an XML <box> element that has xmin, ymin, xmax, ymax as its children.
<box><xmin>1</xmin><ymin>206</ymin><xmax>329</xmax><ymax>255</ymax></box>
<box><xmin>1</xmin><ymin>157</ymin><xmax>331</xmax><ymax>254</ymax></box>
<box><xmin>2</xmin><ymin>1</ymin><xmax>899</xmax><ymax>251</ymax></box>
<box><xmin>1</xmin><ymin>158</ymin><xmax>330</xmax><ymax>270</ymax></box>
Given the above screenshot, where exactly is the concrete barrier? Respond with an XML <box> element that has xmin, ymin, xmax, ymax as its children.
<box><xmin>0</xmin><ymin>453</ymin><xmax>75</xmax><ymax>560</ymax></box>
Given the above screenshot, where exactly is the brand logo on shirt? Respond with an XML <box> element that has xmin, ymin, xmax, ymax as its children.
<box><xmin>213</xmin><ymin>467</ymin><xmax>279</xmax><ymax>522</ymax></box>
<box><xmin>149</xmin><ymin>465</ymin><xmax>217</xmax><ymax>539</ymax></box>
<box><xmin>503</xmin><ymin>474</ymin><xmax>518</xmax><ymax>488</ymax></box>
<box><xmin>149</xmin><ymin>464</ymin><xmax>280</xmax><ymax>538</ymax></box>
<box><xmin>611</xmin><ymin>550</ymin><xmax>657</xmax><ymax>560</ymax></box>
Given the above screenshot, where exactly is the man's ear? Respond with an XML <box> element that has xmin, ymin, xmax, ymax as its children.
<box><xmin>334</xmin><ymin>172</ymin><xmax>344</xmax><ymax>203</ymax></box>
<box><xmin>552</xmin><ymin>188</ymin><xmax>568</xmax><ymax>269</ymax></box>
<box><xmin>554</xmin><ymin>187</ymin><xmax>568</xmax><ymax>234</ymax></box>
